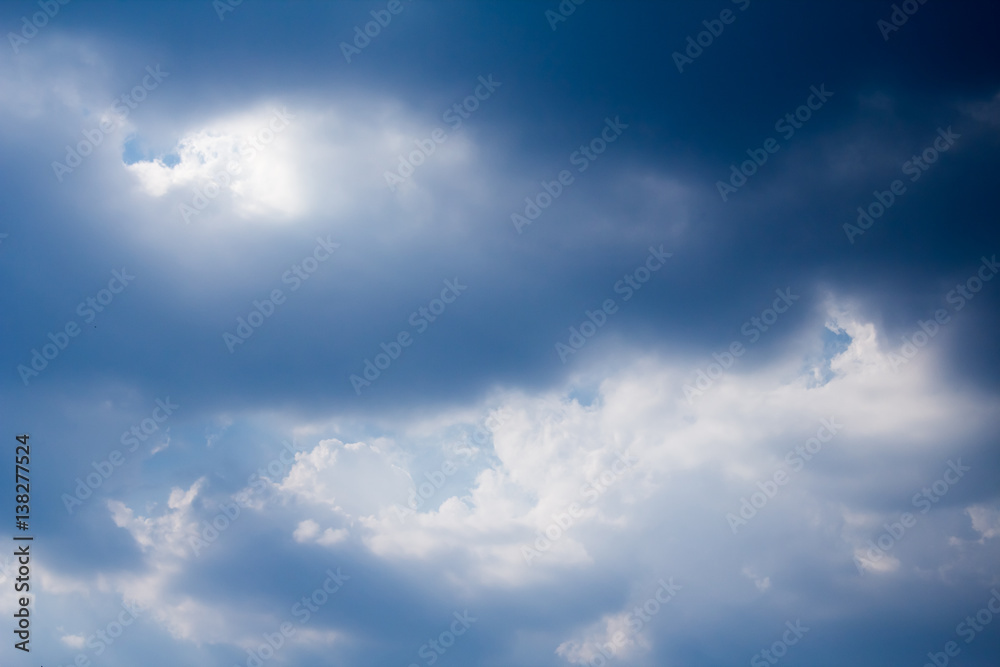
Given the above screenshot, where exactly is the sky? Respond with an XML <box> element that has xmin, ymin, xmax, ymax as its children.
<box><xmin>1</xmin><ymin>0</ymin><xmax>1000</xmax><ymax>665</ymax></box>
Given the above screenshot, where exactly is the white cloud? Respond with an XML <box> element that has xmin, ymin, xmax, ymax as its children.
<box><xmin>122</xmin><ymin>94</ymin><xmax>483</xmax><ymax>228</ymax></box>
<box><xmin>293</xmin><ymin>519</ymin><xmax>347</xmax><ymax>545</ymax></box>
<box><xmin>277</xmin><ymin>437</ymin><xmax>410</xmax><ymax>518</ymax></box>
<box><xmin>293</xmin><ymin>518</ymin><xmax>321</xmax><ymax>542</ymax></box>
<box><xmin>109</xmin><ymin>478</ymin><xmax>205</xmax><ymax>558</ymax></box>
<box><xmin>742</xmin><ymin>567</ymin><xmax>772</xmax><ymax>592</ymax></box>
<box><xmin>555</xmin><ymin>611</ymin><xmax>645</xmax><ymax>665</ymax></box>
<box><xmin>350</xmin><ymin>303</ymin><xmax>989</xmax><ymax>588</ymax></box>
<box><xmin>89</xmin><ymin>299</ymin><xmax>1000</xmax><ymax>660</ymax></box>
<box><xmin>317</xmin><ymin>527</ymin><xmax>349</xmax><ymax>545</ymax></box>
<box><xmin>966</xmin><ymin>503</ymin><xmax>1000</xmax><ymax>541</ymax></box>
<box><xmin>125</xmin><ymin>105</ymin><xmax>303</xmax><ymax>219</ymax></box>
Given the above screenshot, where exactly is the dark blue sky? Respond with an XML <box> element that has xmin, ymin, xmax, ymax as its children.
<box><xmin>1</xmin><ymin>1</ymin><xmax>999</xmax><ymax>666</ymax></box>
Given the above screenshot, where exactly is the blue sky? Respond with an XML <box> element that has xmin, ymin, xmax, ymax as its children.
<box><xmin>2</xmin><ymin>1</ymin><xmax>1000</xmax><ymax>665</ymax></box>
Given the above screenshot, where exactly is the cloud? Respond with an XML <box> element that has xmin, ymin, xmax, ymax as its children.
<box><xmin>292</xmin><ymin>518</ymin><xmax>321</xmax><ymax>542</ymax></box>
<box><xmin>964</xmin><ymin>90</ymin><xmax>1000</xmax><ymax>127</ymax></box>
<box><xmin>277</xmin><ymin>437</ymin><xmax>411</xmax><ymax>519</ymax></box>
<box><xmin>263</xmin><ymin>298</ymin><xmax>998</xmax><ymax>598</ymax></box>
<box><xmin>966</xmin><ymin>503</ymin><xmax>1000</xmax><ymax>541</ymax></box>
<box><xmin>0</xmin><ymin>35</ymin><xmax>110</xmax><ymax>122</ymax></box>
<box><xmin>120</xmin><ymin>91</ymin><xmax>486</xmax><ymax>231</ymax></box>
<box><xmin>5</xmin><ymin>5</ymin><xmax>1000</xmax><ymax>664</ymax></box>
<box><xmin>108</xmin><ymin>478</ymin><xmax>205</xmax><ymax>558</ymax></box>
<box><xmin>555</xmin><ymin>612</ymin><xmax>646</xmax><ymax>665</ymax></box>
<box><xmin>125</xmin><ymin>105</ymin><xmax>304</xmax><ymax>220</ymax></box>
